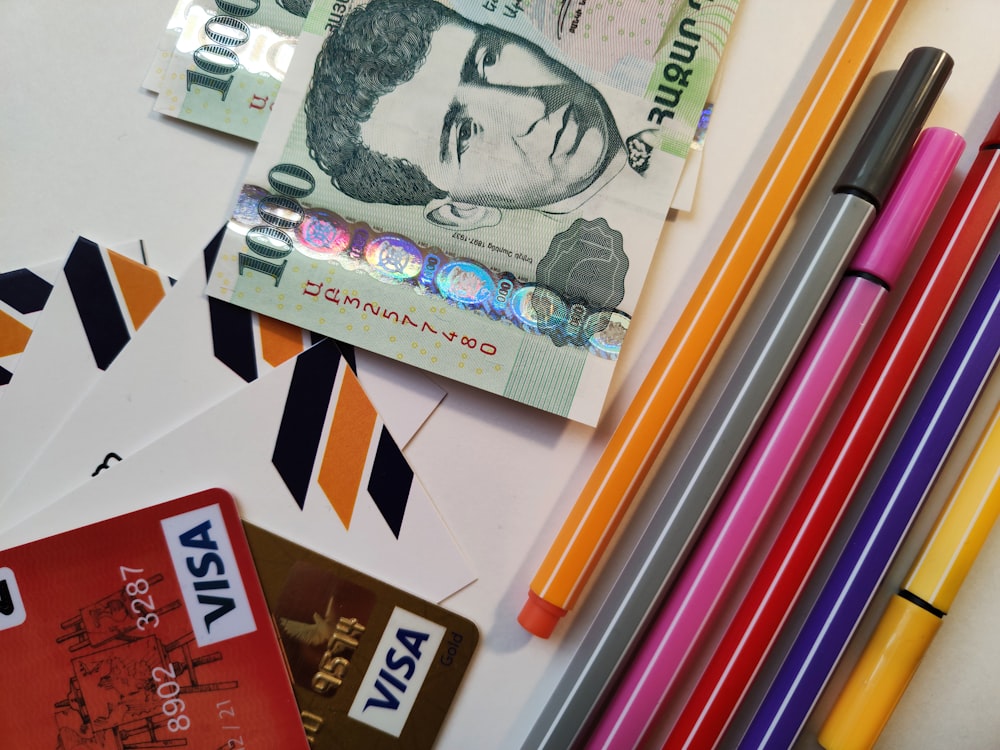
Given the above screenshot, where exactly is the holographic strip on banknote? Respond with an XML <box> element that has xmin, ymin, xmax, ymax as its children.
<box><xmin>231</xmin><ymin>184</ymin><xmax>630</xmax><ymax>359</ymax></box>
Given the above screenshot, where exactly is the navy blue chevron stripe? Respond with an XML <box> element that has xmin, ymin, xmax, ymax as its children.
<box><xmin>367</xmin><ymin>426</ymin><xmax>412</xmax><ymax>538</ymax></box>
<box><xmin>64</xmin><ymin>238</ymin><xmax>130</xmax><ymax>371</ymax></box>
<box><xmin>208</xmin><ymin>297</ymin><xmax>259</xmax><ymax>383</ymax></box>
<box><xmin>202</xmin><ymin>226</ymin><xmax>225</xmax><ymax>273</ymax></box>
<box><xmin>0</xmin><ymin>268</ymin><xmax>53</xmax><ymax>314</ymax></box>
<box><xmin>338</xmin><ymin>341</ymin><xmax>357</xmax><ymax>373</ymax></box>
<box><xmin>272</xmin><ymin>339</ymin><xmax>343</xmax><ymax>509</ymax></box>
<box><xmin>203</xmin><ymin>228</ymin><xmax>259</xmax><ymax>383</ymax></box>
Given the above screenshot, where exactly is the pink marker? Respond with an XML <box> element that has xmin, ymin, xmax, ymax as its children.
<box><xmin>585</xmin><ymin>126</ymin><xmax>965</xmax><ymax>750</ymax></box>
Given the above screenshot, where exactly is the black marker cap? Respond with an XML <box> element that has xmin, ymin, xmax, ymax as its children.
<box><xmin>836</xmin><ymin>46</ymin><xmax>953</xmax><ymax>210</ymax></box>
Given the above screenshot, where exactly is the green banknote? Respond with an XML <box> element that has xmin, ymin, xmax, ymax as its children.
<box><xmin>148</xmin><ymin>0</ymin><xmax>312</xmax><ymax>141</ymax></box>
<box><xmin>205</xmin><ymin>0</ymin><xmax>739</xmax><ymax>424</ymax></box>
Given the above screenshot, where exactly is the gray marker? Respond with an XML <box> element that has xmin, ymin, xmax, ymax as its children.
<box><xmin>522</xmin><ymin>46</ymin><xmax>953</xmax><ymax>750</ymax></box>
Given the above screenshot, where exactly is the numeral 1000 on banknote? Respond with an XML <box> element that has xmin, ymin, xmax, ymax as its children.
<box><xmin>235</xmin><ymin>163</ymin><xmax>318</xmax><ymax>283</ymax></box>
<box><xmin>185</xmin><ymin>0</ymin><xmax>272</xmax><ymax>102</ymax></box>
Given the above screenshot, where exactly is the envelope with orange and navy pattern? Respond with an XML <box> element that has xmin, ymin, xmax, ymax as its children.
<box><xmin>0</xmin><ymin>238</ymin><xmax>174</xmax><ymax>507</ymax></box>
<box><xmin>0</xmin><ymin>334</ymin><xmax>474</xmax><ymax>603</ymax></box>
<box><xmin>0</xmin><ymin>259</ymin><xmax>61</xmax><ymax>401</ymax></box>
<box><xmin>0</xmin><ymin>239</ymin><xmax>150</xmax><ymax>403</ymax></box>
<box><xmin>0</xmin><ymin>229</ymin><xmax>445</xmax><ymax>533</ymax></box>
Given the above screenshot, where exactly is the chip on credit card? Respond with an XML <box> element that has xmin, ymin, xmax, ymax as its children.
<box><xmin>0</xmin><ymin>488</ymin><xmax>309</xmax><ymax>747</ymax></box>
<box><xmin>243</xmin><ymin>523</ymin><xmax>480</xmax><ymax>749</ymax></box>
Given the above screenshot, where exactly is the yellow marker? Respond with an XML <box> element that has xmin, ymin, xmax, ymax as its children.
<box><xmin>518</xmin><ymin>0</ymin><xmax>908</xmax><ymax>638</ymax></box>
<box><xmin>820</xmin><ymin>395</ymin><xmax>1000</xmax><ymax>750</ymax></box>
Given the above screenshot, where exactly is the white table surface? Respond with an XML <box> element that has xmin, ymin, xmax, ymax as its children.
<box><xmin>3</xmin><ymin>2</ymin><xmax>999</xmax><ymax>748</ymax></box>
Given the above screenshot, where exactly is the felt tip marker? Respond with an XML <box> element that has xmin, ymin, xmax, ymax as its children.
<box><xmin>585</xmin><ymin>126</ymin><xmax>963</xmax><ymax>750</ymax></box>
<box><xmin>522</xmin><ymin>46</ymin><xmax>951</xmax><ymax>750</ymax></box>
<box><xmin>664</xmin><ymin>110</ymin><xmax>1000</xmax><ymax>750</ymax></box>
<box><xmin>818</xmin><ymin>392</ymin><xmax>1000</xmax><ymax>750</ymax></box>
<box><xmin>739</xmin><ymin>219</ymin><xmax>1000</xmax><ymax>749</ymax></box>
<box><xmin>517</xmin><ymin>0</ymin><xmax>908</xmax><ymax>643</ymax></box>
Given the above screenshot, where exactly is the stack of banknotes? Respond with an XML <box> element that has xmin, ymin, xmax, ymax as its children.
<box><xmin>143</xmin><ymin>0</ymin><xmax>738</xmax><ymax>425</ymax></box>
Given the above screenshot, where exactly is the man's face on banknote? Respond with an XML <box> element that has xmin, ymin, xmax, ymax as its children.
<box><xmin>358</xmin><ymin>19</ymin><xmax>621</xmax><ymax>210</ymax></box>
<box><xmin>305</xmin><ymin>0</ymin><xmax>624</xmax><ymax>226</ymax></box>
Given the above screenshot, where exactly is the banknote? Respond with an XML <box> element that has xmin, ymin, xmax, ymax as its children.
<box><xmin>149</xmin><ymin>0</ymin><xmax>312</xmax><ymax>140</ymax></box>
<box><xmin>205</xmin><ymin>0</ymin><xmax>739</xmax><ymax>424</ymax></box>
<box><xmin>143</xmin><ymin>0</ymin><xmax>204</xmax><ymax>92</ymax></box>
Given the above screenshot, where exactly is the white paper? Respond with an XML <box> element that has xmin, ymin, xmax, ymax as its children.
<box><xmin>0</xmin><ymin>338</ymin><xmax>474</xmax><ymax>603</ymax></box>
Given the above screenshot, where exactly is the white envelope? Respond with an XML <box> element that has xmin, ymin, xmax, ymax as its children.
<box><xmin>0</xmin><ymin>240</ymin><xmax>150</xmax><ymax>401</ymax></box>
<box><xmin>0</xmin><ymin>238</ymin><xmax>174</xmax><ymax>506</ymax></box>
<box><xmin>0</xmin><ymin>337</ymin><xmax>474</xmax><ymax>603</ymax></box>
<box><xmin>0</xmin><ymin>229</ymin><xmax>445</xmax><ymax>531</ymax></box>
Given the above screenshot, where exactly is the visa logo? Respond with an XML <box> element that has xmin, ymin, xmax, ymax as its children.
<box><xmin>348</xmin><ymin>607</ymin><xmax>445</xmax><ymax>737</ymax></box>
<box><xmin>161</xmin><ymin>504</ymin><xmax>256</xmax><ymax>647</ymax></box>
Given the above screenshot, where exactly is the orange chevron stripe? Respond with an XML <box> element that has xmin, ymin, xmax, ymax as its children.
<box><xmin>317</xmin><ymin>371</ymin><xmax>378</xmax><ymax>528</ymax></box>
<box><xmin>258</xmin><ymin>314</ymin><xmax>306</xmax><ymax>367</ymax></box>
<box><xmin>107</xmin><ymin>250</ymin><xmax>167</xmax><ymax>330</ymax></box>
<box><xmin>0</xmin><ymin>310</ymin><xmax>32</xmax><ymax>358</ymax></box>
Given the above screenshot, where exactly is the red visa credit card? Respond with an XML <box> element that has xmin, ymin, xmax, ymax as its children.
<box><xmin>0</xmin><ymin>487</ymin><xmax>308</xmax><ymax>748</ymax></box>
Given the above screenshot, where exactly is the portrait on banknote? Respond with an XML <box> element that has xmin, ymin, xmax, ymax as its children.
<box><xmin>279</xmin><ymin>0</ymin><xmax>312</xmax><ymax>16</ymax></box>
<box><xmin>303</xmin><ymin>0</ymin><xmax>645</xmax><ymax>231</ymax></box>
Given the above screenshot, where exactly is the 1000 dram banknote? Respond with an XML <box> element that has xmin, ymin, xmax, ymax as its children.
<box><xmin>148</xmin><ymin>0</ymin><xmax>313</xmax><ymax>140</ymax></box>
<box><xmin>205</xmin><ymin>0</ymin><xmax>738</xmax><ymax>425</ymax></box>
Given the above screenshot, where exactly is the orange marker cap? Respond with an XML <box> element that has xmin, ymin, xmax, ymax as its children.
<box><xmin>518</xmin><ymin>591</ymin><xmax>567</xmax><ymax>639</ymax></box>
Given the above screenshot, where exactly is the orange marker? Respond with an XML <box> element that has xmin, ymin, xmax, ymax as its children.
<box><xmin>518</xmin><ymin>0</ymin><xmax>909</xmax><ymax>639</ymax></box>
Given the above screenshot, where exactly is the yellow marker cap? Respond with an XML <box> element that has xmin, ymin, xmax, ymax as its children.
<box><xmin>819</xmin><ymin>595</ymin><xmax>942</xmax><ymax>750</ymax></box>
